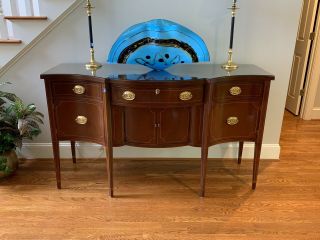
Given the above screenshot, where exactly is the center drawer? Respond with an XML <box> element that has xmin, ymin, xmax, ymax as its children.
<box><xmin>111</xmin><ymin>84</ymin><xmax>204</xmax><ymax>106</ymax></box>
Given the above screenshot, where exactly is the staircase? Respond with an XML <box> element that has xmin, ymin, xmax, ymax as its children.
<box><xmin>0</xmin><ymin>0</ymin><xmax>84</xmax><ymax>76</ymax></box>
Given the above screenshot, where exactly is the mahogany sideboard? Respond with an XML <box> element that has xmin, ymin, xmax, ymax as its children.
<box><xmin>41</xmin><ymin>63</ymin><xmax>274</xmax><ymax>197</ymax></box>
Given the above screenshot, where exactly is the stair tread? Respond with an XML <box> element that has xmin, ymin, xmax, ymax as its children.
<box><xmin>4</xmin><ymin>16</ymin><xmax>48</xmax><ymax>20</ymax></box>
<box><xmin>0</xmin><ymin>39</ymin><xmax>22</xmax><ymax>44</ymax></box>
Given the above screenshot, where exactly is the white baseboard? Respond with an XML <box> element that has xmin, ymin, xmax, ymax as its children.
<box><xmin>19</xmin><ymin>143</ymin><xmax>280</xmax><ymax>160</ymax></box>
<box><xmin>311</xmin><ymin>107</ymin><xmax>320</xmax><ymax>119</ymax></box>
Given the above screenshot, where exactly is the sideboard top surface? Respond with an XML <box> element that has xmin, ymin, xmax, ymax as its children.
<box><xmin>41</xmin><ymin>63</ymin><xmax>275</xmax><ymax>82</ymax></box>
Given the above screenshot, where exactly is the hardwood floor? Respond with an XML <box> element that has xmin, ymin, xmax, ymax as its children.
<box><xmin>1</xmin><ymin>111</ymin><xmax>320</xmax><ymax>240</ymax></box>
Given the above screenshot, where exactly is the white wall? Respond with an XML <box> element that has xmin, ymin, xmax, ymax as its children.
<box><xmin>0</xmin><ymin>0</ymin><xmax>302</xmax><ymax>159</ymax></box>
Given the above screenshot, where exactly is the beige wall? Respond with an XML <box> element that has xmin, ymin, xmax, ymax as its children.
<box><xmin>0</xmin><ymin>0</ymin><xmax>302</xmax><ymax>159</ymax></box>
<box><xmin>314</xmin><ymin>76</ymin><xmax>320</xmax><ymax>108</ymax></box>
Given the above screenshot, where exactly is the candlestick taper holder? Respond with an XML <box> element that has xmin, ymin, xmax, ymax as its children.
<box><xmin>85</xmin><ymin>0</ymin><xmax>101</xmax><ymax>70</ymax></box>
<box><xmin>222</xmin><ymin>0</ymin><xmax>239</xmax><ymax>71</ymax></box>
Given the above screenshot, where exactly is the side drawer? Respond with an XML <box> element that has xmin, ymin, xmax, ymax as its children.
<box><xmin>54</xmin><ymin>100</ymin><xmax>105</xmax><ymax>143</ymax></box>
<box><xmin>111</xmin><ymin>85</ymin><xmax>203</xmax><ymax>106</ymax></box>
<box><xmin>209</xmin><ymin>102</ymin><xmax>260</xmax><ymax>143</ymax></box>
<box><xmin>213</xmin><ymin>82</ymin><xmax>263</xmax><ymax>101</ymax></box>
<box><xmin>52</xmin><ymin>81</ymin><xmax>104</xmax><ymax>101</ymax></box>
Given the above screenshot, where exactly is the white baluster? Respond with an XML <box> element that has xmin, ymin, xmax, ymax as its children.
<box><xmin>32</xmin><ymin>0</ymin><xmax>40</xmax><ymax>16</ymax></box>
<box><xmin>9</xmin><ymin>0</ymin><xmax>19</xmax><ymax>16</ymax></box>
<box><xmin>0</xmin><ymin>1</ymin><xmax>3</xmax><ymax>15</ymax></box>
<box><xmin>24</xmin><ymin>0</ymin><xmax>34</xmax><ymax>16</ymax></box>
<box><xmin>0</xmin><ymin>0</ymin><xmax>9</xmax><ymax>39</ymax></box>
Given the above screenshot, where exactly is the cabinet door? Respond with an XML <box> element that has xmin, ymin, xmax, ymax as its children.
<box><xmin>124</xmin><ymin>108</ymin><xmax>157</xmax><ymax>146</ymax></box>
<box><xmin>158</xmin><ymin>108</ymin><xmax>190</xmax><ymax>145</ymax></box>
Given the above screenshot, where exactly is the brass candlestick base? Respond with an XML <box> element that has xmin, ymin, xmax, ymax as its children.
<box><xmin>222</xmin><ymin>49</ymin><xmax>238</xmax><ymax>71</ymax></box>
<box><xmin>86</xmin><ymin>48</ymin><xmax>101</xmax><ymax>70</ymax></box>
<box><xmin>86</xmin><ymin>61</ymin><xmax>102</xmax><ymax>70</ymax></box>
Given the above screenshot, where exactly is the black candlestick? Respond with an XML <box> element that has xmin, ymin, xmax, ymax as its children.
<box><xmin>85</xmin><ymin>0</ymin><xmax>101</xmax><ymax>70</ymax></box>
<box><xmin>222</xmin><ymin>0</ymin><xmax>239</xmax><ymax>71</ymax></box>
<box><xmin>230</xmin><ymin>0</ymin><xmax>237</xmax><ymax>49</ymax></box>
<box><xmin>229</xmin><ymin>15</ymin><xmax>235</xmax><ymax>49</ymax></box>
<box><xmin>88</xmin><ymin>15</ymin><xmax>94</xmax><ymax>49</ymax></box>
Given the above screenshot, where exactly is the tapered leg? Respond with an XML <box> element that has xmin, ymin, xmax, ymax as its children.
<box><xmin>106</xmin><ymin>146</ymin><xmax>113</xmax><ymax>197</ymax></box>
<box><xmin>104</xmin><ymin>86</ymin><xmax>114</xmax><ymax>197</ymax></box>
<box><xmin>252</xmin><ymin>141</ymin><xmax>262</xmax><ymax>190</ymax></box>
<box><xmin>238</xmin><ymin>141</ymin><xmax>244</xmax><ymax>164</ymax></box>
<box><xmin>199</xmin><ymin>84</ymin><xmax>213</xmax><ymax>197</ymax></box>
<box><xmin>200</xmin><ymin>145</ymin><xmax>209</xmax><ymax>197</ymax></box>
<box><xmin>52</xmin><ymin>140</ymin><xmax>61</xmax><ymax>189</ymax></box>
<box><xmin>71</xmin><ymin>141</ymin><xmax>76</xmax><ymax>164</ymax></box>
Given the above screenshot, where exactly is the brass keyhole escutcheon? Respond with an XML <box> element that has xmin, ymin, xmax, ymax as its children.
<box><xmin>229</xmin><ymin>86</ymin><xmax>242</xmax><ymax>96</ymax></box>
<box><xmin>73</xmin><ymin>85</ymin><xmax>86</xmax><ymax>95</ymax></box>
<box><xmin>122</xmin><ymin>91</ymin><xmax>136</xmax><ymax>101</ymax></box>
<box><xmin>227</xmin><ymin>117</ymin><xmax>239</xmax><ymax>126</ymax></box>
<box><xmin>75</xmin><ymin>116</ymin><xmax>88</xmax><ymax>125</ymax></box>
<box><xmin>155</xmin><ymin>89</ymin><xmax>161</xmax><ymax>95</ymax></box>
<box><xmin>179</xmin><ymin>91</ymin><xmax>193</xmax><ymax>101</ymax></box>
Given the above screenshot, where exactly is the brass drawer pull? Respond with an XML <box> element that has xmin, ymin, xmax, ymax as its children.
<box><xmin>75</xmin><ymin>116</ymin><xmax>88</xmax><ymax>125</ymax></box>
<box><xmin>73</xmin><ymin>85</ymin><xmax>86</xmax><ymax>95</ymax></box>
<box><xmin>122</xmin><ymin>91</ymin><xmax>136</xmax><ymax>101</ymax></box>
<box><xmin>155</xmin><ymin>89</ymin><xmax>161</xmax><ymax>95</ymax></box>
<box><xmin>227</xmin><ymin>117</ymin><xmax>239</xmax><ymax>126</ymax></box>
<box><xmin>179</xmin><ymin>91</ymin><xmax>193</xmax><ymax>101</ymax></box>
<box><xmin>229</xmin><ymin>86</ymin><xmax>242</xmax><ymax>96</ymax></box>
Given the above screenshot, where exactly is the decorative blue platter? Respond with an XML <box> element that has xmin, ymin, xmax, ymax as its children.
<box><xmin>108</xmin><ymin>19</ymin><xmax>210</xmax><ymax>71</ymax></box>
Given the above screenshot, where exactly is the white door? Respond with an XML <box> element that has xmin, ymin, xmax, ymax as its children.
<box><xmin>286</xmin><ymin>0</ymin><xmax>319</xmax><ymax>115</ymax></box>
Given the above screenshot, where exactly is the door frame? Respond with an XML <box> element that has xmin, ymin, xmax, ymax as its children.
<box><xmin>301</xmin><ymin>2</ymin><xmax>320</xmax><ymax>120</ymax></box>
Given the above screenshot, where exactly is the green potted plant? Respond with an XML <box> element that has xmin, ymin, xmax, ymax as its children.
<box><xmin>0</xmin><ymin>82</ymin><xmax>44</xmax><ymax>178</ymax></box>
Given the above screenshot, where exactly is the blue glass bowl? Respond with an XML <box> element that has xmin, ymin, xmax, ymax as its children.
<box><xmin>108</xmin><ymin>19</ymin><xmax>210</xmax><ymax>71</ymax></box>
